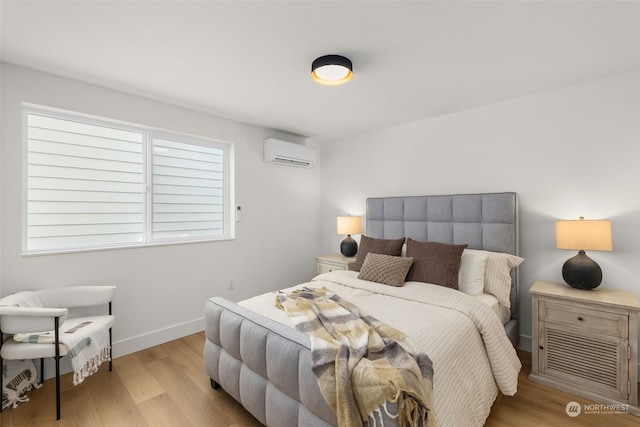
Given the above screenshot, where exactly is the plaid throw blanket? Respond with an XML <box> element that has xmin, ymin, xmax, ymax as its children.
<box><xmin>276</xmin><ymin>287</ymin><xmax>433</xmax><ymax>427</ymax></box>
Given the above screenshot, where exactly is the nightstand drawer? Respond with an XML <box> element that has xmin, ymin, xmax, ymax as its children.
<box><xmin>317</xmin><ymin>262</ymin><xmax>343</xmax><ymax>274</ymax></box>
<box><xmin>539</xmin><ymin>301</ymin><xmax>628</xmax><ymax>338</ymax></box>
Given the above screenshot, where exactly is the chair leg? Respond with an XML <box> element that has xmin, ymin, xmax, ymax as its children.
<box><xmin>1</xmin><ymin>332</ymin><xmax>4</xmax><ymax>414</ymax></box>
<box><xmin>55</xmin><ymin>317</ymin><xmax>60</xmax><ymax>420</ymax></box>
<box><xmin>109</xmin><ymin>302</ymin><xmax>113</xmax><ymax>372</ymax></box>
<box><xmin>109</xmin><ymin>327</ymin><xmax>113</xmax><ymax>372</ymax></box>
<box><xmin>41</xmin><ymin>358</ymin><xmax>44</xmax><ymax>384</ymax></box>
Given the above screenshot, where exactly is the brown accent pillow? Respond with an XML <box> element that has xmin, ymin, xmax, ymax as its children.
<box><xmin>354</xmin><ymin>235</ymin><xmax>405</xmax><ymax>271</ymax></box>
<box><xmin>358</xmin><ymin>253</ymin><xmax>414</xmax><ymax>287</ymax></box>
<box><xmin>405</xmin><ymin>239</ymin><xmax>468</xmax><ymax>289</ymax></box>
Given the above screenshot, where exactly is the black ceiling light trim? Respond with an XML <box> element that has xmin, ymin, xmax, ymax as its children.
<box><xmin>311</xmin><ymin>55</ymin><xmax>353</xmax><ymax>86</ymax></box>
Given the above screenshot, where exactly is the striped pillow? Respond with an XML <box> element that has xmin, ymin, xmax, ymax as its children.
<box><xmin>484</xmin><ymin>251</ymin><xmax>525</xmax><ymax>308</ymax></box>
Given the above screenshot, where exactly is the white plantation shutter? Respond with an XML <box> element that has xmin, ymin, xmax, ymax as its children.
<box><xmin>151</xmin><ymin>137</ymin><xmax>225</xmax><ymax>240</ymax></box>
<box><xmin>26</xmin><ymin>113</ymin><xmax>145</xmax><ymax>251</ymax></box>
<box><xmin>24</xmin><ymin>107</ymin><xmax>232</xmax><ymax>254</ymax></box>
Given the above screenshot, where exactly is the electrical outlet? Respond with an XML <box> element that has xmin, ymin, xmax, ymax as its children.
<box><xmin>226</xmin><ymin>279</ymin><xmax>235</xmax><ymax>290</ymax></box>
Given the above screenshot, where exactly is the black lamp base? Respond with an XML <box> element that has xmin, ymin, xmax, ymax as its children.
<box><xmin>562</xmin><ymin>250</ymin><xmax>603</xmax><ymax>290</ymax></box>
<box><xmin>340</xmin><ymin>235</ymin><xmax>358</xmax><ymax>257</ymax></box>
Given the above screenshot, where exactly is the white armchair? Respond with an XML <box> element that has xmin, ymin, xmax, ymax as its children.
<box><xmin>0</xmin><ymin>285</ymin><xmax>115</xmax><ymax>420</ymax></box>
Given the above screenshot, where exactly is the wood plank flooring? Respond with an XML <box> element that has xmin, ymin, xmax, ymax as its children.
<box><xmin>2</xmin><ymin>332</ymin><xmax>638</xmax><ymax>426</ymax></box>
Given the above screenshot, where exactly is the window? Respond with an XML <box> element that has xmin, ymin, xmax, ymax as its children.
<box><xmin>23</xmin><ymin>106</ymin><xmax>233</xmax><ymax>254</ymax></box>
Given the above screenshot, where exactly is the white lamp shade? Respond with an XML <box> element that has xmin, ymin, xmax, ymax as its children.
<box><xmin>336</xmin><ymin>216</ymin><xmax>362</xmax><ymax>235</ymax></box>
<box><xmin>556</xmin><ymin>219</ymin><xmax>612</xmax><ymax>251</ymax></box>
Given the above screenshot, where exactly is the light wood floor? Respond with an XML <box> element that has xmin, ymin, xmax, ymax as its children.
<box><xmin>2</xmin><ymin>331</ymin><xmax>638</xmax><ymax>426</ymax></box>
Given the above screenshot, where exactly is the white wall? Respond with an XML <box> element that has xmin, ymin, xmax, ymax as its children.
<box><xmin>0</xmin><ymin>63</ymin><xmax>322</xmax><ymax>359</ymax></box>
<box><xmin>318</xmin><ymin>71</ymin><xmax>640</xmax><ymax>353</ymax></box>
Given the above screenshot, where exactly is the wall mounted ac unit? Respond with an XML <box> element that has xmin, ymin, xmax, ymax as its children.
<box><xmin>263</xmin><ymin>138</ymin><xmax>317</xmax><ymax>168</ymax></box>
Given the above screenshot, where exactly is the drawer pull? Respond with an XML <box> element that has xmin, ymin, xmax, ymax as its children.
<box><xmin>539</xmin><ymin>346</ymin><xmax>544</xmax><ymax>350</ymax></box>
<box><xmin>578</xmin><ymin>317</ymin><xmax>583</xmax><ymax>321</ymax></box>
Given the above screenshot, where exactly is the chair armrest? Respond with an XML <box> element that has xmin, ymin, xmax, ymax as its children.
<box><xmin>35</xmin><ymin>285</ymin><xmax>116</xmax><ymax>308</ymax></box>
<box><xmin>0</xmin><ymin>306</ymin><xmax>68</xmax><ymax>334</ymax></box>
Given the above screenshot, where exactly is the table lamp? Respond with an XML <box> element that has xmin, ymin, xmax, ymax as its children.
<box><xmin>555</xmin><ymin>217</ymin><xmax>612</xmax><ymax>290</ymax></box>
<box><xmin>336</xmin><ymin>216</ymin><xmax>362</xmax><ymax>257</ymax></box>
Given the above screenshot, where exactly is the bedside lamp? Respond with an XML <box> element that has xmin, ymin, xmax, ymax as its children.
<box><xmin>336</xmin><ymin>216</ymin><xmax>362</xmax><ymax>257</ymax></box>
<box><xmin>556</xmin><ymin>217</ymin><xmax>612</xmax><ymax>290</ymax></box>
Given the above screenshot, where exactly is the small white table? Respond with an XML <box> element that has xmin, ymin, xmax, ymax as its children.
<box><xmin>315</xmin><ymin>253</ymin><xmax>356</xmax><ymax>275</ymax></box>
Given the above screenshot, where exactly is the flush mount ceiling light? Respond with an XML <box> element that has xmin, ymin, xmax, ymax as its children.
<box><xmin>311</xmin><ymin>55</ymin><xmax>353</xmax><ymax>86</ymax></box>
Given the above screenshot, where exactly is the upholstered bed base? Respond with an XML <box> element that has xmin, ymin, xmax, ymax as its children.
<box><xmin>204</xmin><ymin>297</ymin><xmax>399</xmax><ymax>426</ymax></box>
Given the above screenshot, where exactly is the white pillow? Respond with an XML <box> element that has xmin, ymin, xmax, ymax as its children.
<box><xmin>458</xmin><ymin>249</ymin><xmax>489</xmax><ymax>296</ymax></box>
<box><xmin>484</xmin><ymin>251</ymin><xmax>525</xmax><ymax>308</ymax></box>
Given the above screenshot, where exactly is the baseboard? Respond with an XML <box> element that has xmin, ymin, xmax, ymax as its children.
<box><xmin>40</xmin><ymin>317</ymin><xmax>204</xmax><ymax>380</ymax></box>
<box><xmin>519</xmin><ymin>334</ymin><xmax>532</xmax><ymax>352</ymax></box>
<box><xmin>112</xmin><ymin>317</ymin><xmax>204</xmax><ymax>358</ymax></box>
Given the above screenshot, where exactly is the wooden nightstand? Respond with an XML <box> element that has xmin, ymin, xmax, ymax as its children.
<box><xmin>315</xmin><ymin>253</ymin><xmax>356</xmax><ymax>275</ymax></box>
<box><xmin>530</xmin><ymin>280</ymin><xmax>640</xmax><ymax>415</ymax></box>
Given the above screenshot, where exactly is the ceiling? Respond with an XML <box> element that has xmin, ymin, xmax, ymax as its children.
<box><xmin>1</xmin><ymin>1</ymin><xmax>639</xmax><ymax>143</ymax></box>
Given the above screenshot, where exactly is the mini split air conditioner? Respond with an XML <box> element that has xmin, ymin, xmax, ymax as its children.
<box><xmin>263</xmin><ymin>138</ymin><xmax>317</xmax><ymax>168</ymax></box>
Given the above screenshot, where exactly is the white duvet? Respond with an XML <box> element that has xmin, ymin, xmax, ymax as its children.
<box><xmin>240</xmin><ymin>270</ymin><xmax>522</xmax><ymax>427</ymax></box>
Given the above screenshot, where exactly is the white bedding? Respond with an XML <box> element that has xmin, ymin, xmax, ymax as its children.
<box><xmin>475</xmin><ymin>292</ymin><xmax>511</xmax><ymax>325</ymax></box>
<box><xmin>240</xmin><ymin>270</ymin><xmax>521</xmax><ymax>427</ymax></box>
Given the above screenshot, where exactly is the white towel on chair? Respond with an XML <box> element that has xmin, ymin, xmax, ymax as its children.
<box><xmin>13</xmin><ymin>318</ymin><xmax>111</xmax><ymax>386</ymax></box>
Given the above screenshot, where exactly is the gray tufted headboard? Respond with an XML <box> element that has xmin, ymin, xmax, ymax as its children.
<box><xmin>366</xmin><ymin>192</ymin><xmax>520</xmax><ymax>345</ymax></box>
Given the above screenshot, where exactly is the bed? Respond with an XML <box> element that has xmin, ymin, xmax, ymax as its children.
<box><xmin>204</xmin><ymin>192</ymin><xmax>522</xmax><ymax>426</ymax></box>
